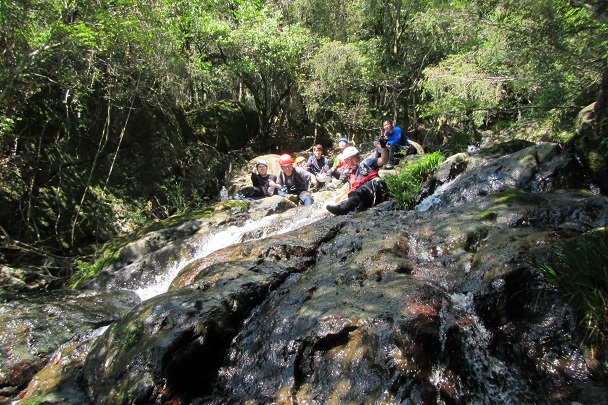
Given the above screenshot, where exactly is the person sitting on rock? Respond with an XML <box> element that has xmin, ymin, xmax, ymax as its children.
<box><xmin>237</xmin><ymin>160</ymin><xmax>279</xmax><ymax>199</ymax></box>
<box><xmin>294</xmin><ymin>155</ymin><xmax>308</xmax><ymax>169</ymax></box>
<box><xmin>328</xmin><ymin>136</ymin><xmax>350</xmax><ymax>183</ymax></box>
<box><xmin>273</xmin><ymin>154</ymin><xmax>317</xmax><ymax>206</ymax></box>
<box><xmin>307</xmin><ymin>144</ymin><xmax>332</xmax><ymax>190</ymax></box>
<box><xmin>326</xmin><ymin>135</ymin><xmax>388</xmax><ymax>215</ymax></box>
<box><xmin>374</xmin><ymin>117</ymin><xmax>412</xmax><ymax>169</ymax></box>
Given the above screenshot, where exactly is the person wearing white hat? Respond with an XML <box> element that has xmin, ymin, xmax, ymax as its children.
<box><xmin>328</xmin><ymin>136</ymin><xmax>350</xmax><ymax>183</ymax></box>
<box><xmin>326</xmin><ymin>133</ymin><xmax>389</xmax><ymax>215</ymax></box>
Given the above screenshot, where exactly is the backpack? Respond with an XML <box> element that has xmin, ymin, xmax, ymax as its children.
<box><xmin>399</xmin><ymin>130</ymin><xmax>417</xmax><ymax>155</ymax></box>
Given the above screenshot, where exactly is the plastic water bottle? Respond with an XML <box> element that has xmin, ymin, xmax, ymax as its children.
<box><xmin>220</xmin><ymin>186</ymin><xmax>228</xmax><ymax>202</ymax></box>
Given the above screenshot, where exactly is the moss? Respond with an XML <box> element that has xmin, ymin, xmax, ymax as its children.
<box><xmin>488</xmin><ymin>188</ymin><xmax>527</xmax><ymax>204</ymax></box>
<box><xmin>218</xmin><ymin>200</ymin><xmax>248</xmax><ymax>210</ymax></box>
<box><xmin>121</xmin><ymin>320</ymin><xmax>145</xmax><ymax>349</ymax></box>
<box><xmin>69</xmin><ymin>201</ymin><xmax>247</xmax><ymax>288</ymax></box>
<box><xmin>20</xmin><ymin>399</ymin><xmax>45</xmax><ymax>405</ymax></box>
<box><xmin>479</xmin><ymin>211</ymin><xmax>497</xmax><ymax>221</ymax></box>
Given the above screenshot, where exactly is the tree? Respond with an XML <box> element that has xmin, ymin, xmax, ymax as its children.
<box><xmin>217</xmin><ymin>4</ymin><xmax>314</xmax><ymax>141</ymax></box>
<box><xmin>301</xmin><ymin>40</ymin><xmax>374</xmax><ymax>141</ymax></box>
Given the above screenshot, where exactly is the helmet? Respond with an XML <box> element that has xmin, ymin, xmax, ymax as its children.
<box><xmin>316</xmin><ymin>172</ymin><xmax>329</xmax><ymax>183</ymax></box>
<box><xmin>255</xmin><ymin>159</ymin><xmax>268</xmax><ymax>168</ymax></box>
<box><xmin>342</xmin><ymin>146</ymin><xmax>359</xmax><ymax>159</ymax></box>
<box><xmin>294</xmin><ymin>156</ymin><xmax>306</xmax><ymax>165</ymax></box>
<box><xmin>338</xmin><ymin>137</ymin><xmax>349</xmax><ymax>144</ymax></box>
<box><xmin>278</xmin><ymin>154</ymin><xmax>293</xmax><ymax>166</ymax></box>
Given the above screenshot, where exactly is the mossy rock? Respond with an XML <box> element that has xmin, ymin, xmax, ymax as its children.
<box><xmin>188</xmin><ymin>100</ymin><xmax>260</xmax><ymax>153</ymax></box>
<box><xmin>478</xmin><ymin>139</ymin><xmax>536</xmax><ymax>158</ymax></box>
<box><xmin>570</xmin><ymin>102</ymin><xmax>608</xmax><ymax>193</ymax></box>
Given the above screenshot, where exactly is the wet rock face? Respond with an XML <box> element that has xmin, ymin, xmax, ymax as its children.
<box><xmin>83</xmin><ymin>218</ymin><xmax>346</xmax><ymax>403</ymax></box>
<box><xmin>4</xmin><ymin>141</ymin><xmax>608</xmax><ymax>404</ymax></box>
<box><xmin>0</xmin><ymin>290</ymin><xmax>139</xmax><ymax>402</ymax></box>
<box><xmin>418</xmin><ymin>143</ymin><xmax>593</xmax><ymax>211</ymax></box>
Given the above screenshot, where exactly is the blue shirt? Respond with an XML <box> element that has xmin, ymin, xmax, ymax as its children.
<box><xmin>384</xmin><ymin>126</ymin><xmax>403</xmax><ymax>145</ymax></box>
<box><xmin>353</xmin><ymin>158</ymin><xmax>381</xmax><ymax>182</ymax></box>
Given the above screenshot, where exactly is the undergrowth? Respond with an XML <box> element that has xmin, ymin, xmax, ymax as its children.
<box><xmin>385</xmin><ymin>151</ymin><xmax>445</xmax><ymax>209</ymax></box>
<box><xmin>537</xmin><ymin>227</ymin><xmax>608</xmax><ymax>358</ymax></box>
<box><xmin>69</xmin><ymin>200</ymin><xmax>247</xmax><ymax>288</ymax></box>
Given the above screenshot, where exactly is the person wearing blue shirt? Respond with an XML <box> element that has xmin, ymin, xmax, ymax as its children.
<box><xmin>375</xmin><ymin>118</ymin><xmax>410</xmax><ymax>169</ymax></box>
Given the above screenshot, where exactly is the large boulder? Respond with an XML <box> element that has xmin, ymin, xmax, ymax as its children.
<box><xmin>0</xmin><ymin>290</ymin><xmax>139</xmax><ymax>402</ymax></box>
<box><xmin>8</xmin><ymin>140</ymin><xmax>608</xmax><ymax>404</ymax></box>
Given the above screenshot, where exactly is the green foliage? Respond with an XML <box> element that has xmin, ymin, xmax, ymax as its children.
<box><xmin>301</xmin><ymin>40</ymin><xmax>375</xmax><ymax>135</ymax></box>
<box><xmin>385</xmin><ymin>151</ymin><xmax>445</xmax><ymax>209</ymax></box>
<box><xmin>537</xmin><ymin>228</ymin><xmax>608</xmax><ymax>357</ymax></box>
<box><xmin>121</xmin><ymin>320</ymin><xmax>145</xmax><ymax>349</ymax></box>
<box><xmin>159</xmin><ymin>178</ymin><xmax>204</xmax><ymax>218</ymax></box>
<box><xmin>70</xmin><ymin>250</ymin><xmax>121</xmax><ymax>288</ymax></box>
<box><xmin>421</xmin><ymin>53</ymin><xmax>508</xmax><ymax>127</ymax></box>
<box><xmin>2</xmin><ymin>0</ymin><xmax>608</xmax><ymax>274</ymax></box>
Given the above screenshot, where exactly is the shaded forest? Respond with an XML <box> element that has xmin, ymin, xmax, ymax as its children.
<box><xmin>1</xmin><ymin>0</ymin><xmax>607</xmax><ymax>278</ymax></box>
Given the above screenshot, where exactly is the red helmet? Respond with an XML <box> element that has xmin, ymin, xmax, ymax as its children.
<box><xmin>279</xmin><ymin>154</ymin><xmax>293</xmax><ymax>166</ymax></box>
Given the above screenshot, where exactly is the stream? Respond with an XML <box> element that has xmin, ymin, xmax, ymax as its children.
<box><xmin>3</xmin><ymin>142</ymin><xmax>608</xmax><ymax>404</ymax></box>
<box><xmin>134</xmin><ymin>204</ymin><xmax>332</xmax><ymax>300</ymax></box>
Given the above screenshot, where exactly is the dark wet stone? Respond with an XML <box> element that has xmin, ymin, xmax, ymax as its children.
<box><xmin>0</xmin><ymin>290</ymin><xmax>139</xmax><ymax>403</ymax></box>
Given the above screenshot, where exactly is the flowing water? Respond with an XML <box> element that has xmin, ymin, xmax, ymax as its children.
<box><xmin>134</xmin><ymin>204</ymin><xmax>332</xmax><ymax>300</ymax></box>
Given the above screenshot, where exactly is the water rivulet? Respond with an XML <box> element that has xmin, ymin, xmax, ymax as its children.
<box><xmin>2</xmin><ymin>142</ymin><xmax>607</xmax><ymax>404</ymax></box>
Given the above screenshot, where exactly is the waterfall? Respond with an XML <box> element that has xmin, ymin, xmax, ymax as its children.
<box><xmin>415</xmin><ymin>179</ymin><xmax>454</xmax><ymax>211</ymax></box>
<box><xmin>134</xmin><ymin>204</ymin><xmax>331</xmax><ymax>301</ymax></box>
<box><xmin>434</xmin><ymin>292</ymin><xmax>534</xmax><ymax>402</ymax></box>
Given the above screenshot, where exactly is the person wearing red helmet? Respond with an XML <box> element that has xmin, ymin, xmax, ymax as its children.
<box><xmin>326</xmin><ymin>133</ymin><xmax>389</xmax><ymax>215</ymax></box>
<box><xmin>272</xmin><ymin>154</ymin><xmax>317</xmax><ymax>206</ymax></box>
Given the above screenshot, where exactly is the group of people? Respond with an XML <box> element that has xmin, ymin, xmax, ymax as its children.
<box><xmin>234</xmin><ymin>118</ymin><xmax>415</xmax><ymax>215</ymax></box>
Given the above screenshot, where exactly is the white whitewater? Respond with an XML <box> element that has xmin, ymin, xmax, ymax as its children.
<box><xmin>134</xmin><ymin>205</ymin><xmax>330</xmax><ymax>301</ymax></box>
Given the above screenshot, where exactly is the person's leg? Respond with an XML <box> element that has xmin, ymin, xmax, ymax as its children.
<box><xmin>300</xmin><ymin>190</ymin><xmax>313</xmax><ymax>206</ymax></box>
<box><xmin>388</xmin><ymin>144</ymin><xmax>397</xmax><ymax>164</ymax></box>
<box><xmin>356</xmin><ymin>186</ymin><xmax>376</xmax><ymax>210</ymax></box>
<box><xmin>326</xmin><ymin>193</ymin><xmax>362</xmax><ymax>215</ymax></box>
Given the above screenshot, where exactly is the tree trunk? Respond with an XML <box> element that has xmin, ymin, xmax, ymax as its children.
<box><xmin>594</xmin><ymin>63</ymin><xmax>608</xmax><ymax>138</ymax></box>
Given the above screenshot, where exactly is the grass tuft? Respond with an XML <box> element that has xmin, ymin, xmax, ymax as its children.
<box><xmin>385</xmin><ymin>151</ymin><xmax>445</xmax><ymax>209</ymax></box>
<box><xmin>537</xmin><ymin>227</ymin><xmax>608</xmax><ymax>357</ymax></box>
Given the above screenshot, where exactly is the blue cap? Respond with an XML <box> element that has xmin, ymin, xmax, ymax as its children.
<box><xmin>338</xmin><ymin>137</ymin><xmax>349</xmax><ymax>144</ymax></box>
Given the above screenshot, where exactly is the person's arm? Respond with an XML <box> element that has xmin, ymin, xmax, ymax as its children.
<box><xmin>390</xmin><ymin>127</ymin><xmax>402</xmax><ymax>145</ymax></box>
<box><xmin>250</xmin><ymin>172</ymin><xmax>257</xmax><ymax>185</ymax></box>
<box><xmin>267</xmin><ymin>175</ymin><xmax>279</xmax><ymax>189</ymax></box>
<box><xmin>297</xmin><ymin>167</ymin><xmax>318</xmax><ymax>187</ymax></box>
<box><xmin>377</xmin><ymin>134</ymin><xmax>389</xmax><ymax>166</ymax></box>
<box><xmin>322</xmin><ymin>157</ymin><xmax>330</xmax><ymax>171</ymax></box>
